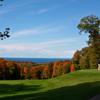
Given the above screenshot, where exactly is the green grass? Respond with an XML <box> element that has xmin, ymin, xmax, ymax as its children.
<box><xmin>0</xmin><ymin>69</ymin><xmax>100</xmax><ymax>100</ymax></box>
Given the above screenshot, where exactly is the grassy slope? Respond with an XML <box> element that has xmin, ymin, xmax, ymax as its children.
<box><xmin>0</xmin><ymin>69</ymin><xmax>100</xmax><ymax>100</ymax></box>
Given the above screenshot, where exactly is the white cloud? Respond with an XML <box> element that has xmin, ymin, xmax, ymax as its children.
<box><xmin>13</xmin><ymin>25</ymin><xmax>65</xmax><ymax>38</ymax></box>
<box><xmin>0</xmin><ymin>39</ymin><xmax>75</xmax><ymax>51</ymax></box>
<box><xmin>0</xmin><ymin>9</ymin><xmax>11</xmax><ymax>16</ymax></box>
<box><xmin>37</xmin><ymin>49</ymin><xmax>75</xmax><ymax>58</ymax></box>
<box><xmin>37</xmin><ymin>8</ymin><xmax>49</xmax><ymax>14</ymax></box>
<box><xmin>0</xmin><ymin>38</ymin><xmax>81</xmax><ymax>58</ymax></box>
<box><xmin>0</xmin><ymin>0</ymin><xmax>49</xmax><ymax>16</ymax></box>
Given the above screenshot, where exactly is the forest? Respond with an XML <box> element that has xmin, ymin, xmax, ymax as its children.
<box><xmin>0</xmin><ymin>58</ymin><xmax>73</xmax><ymax>80</ymax></box>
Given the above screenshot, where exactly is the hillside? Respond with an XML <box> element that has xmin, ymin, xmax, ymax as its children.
<box><xmin>0</xmin><ymin>69</ymin><xmax>100</xmax><ymax>100</ymax></box>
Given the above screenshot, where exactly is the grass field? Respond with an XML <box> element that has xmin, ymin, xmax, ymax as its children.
<box><xmin>0</xmin><ymin>69</ymin><xmax>100</xmax><ymax>100</ymax></box>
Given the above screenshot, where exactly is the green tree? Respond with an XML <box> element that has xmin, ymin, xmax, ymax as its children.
<box><xmin>77</xmin><ymin>15</ymin><xmax>100</xmax><ymax>68</ymax></box>
<box><xmin>79</xmin><ymin>47</ymin><xmax>90</xmax><ymax>69</ymax></box>
<box><xmin>72</xmin><ymin>50</ymin><xmax>81</xmax><ymax>65</ymax></box>
<box><xmin>77</xmin><ymin>15</ymin><xmax>100</xmax><ymax>46</ymax></box>
<box><xmin>78</xmin><ymin>15</ymin><xmax>100</xmax><ymax>40</ymax></box>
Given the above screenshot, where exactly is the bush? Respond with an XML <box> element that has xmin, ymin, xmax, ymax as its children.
<box><xmin>74</xmin><ymin>63</ymin><xmax>80</xmax><ymax>70</ymax></box>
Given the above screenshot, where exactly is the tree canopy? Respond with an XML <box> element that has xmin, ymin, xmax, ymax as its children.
<box><xmin>73</xmin><ymin>15</ymin><xmax>100</xmax><ymax>69</ymax></box>
<box><xmin>77</xmin><ymin>15</ymin><xmax>100</xmax><ymax>45</ymax></box>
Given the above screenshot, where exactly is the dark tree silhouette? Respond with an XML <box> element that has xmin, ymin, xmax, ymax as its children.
<box><xmin>0</xmin><ymin>0</ymin><xmax>10</xmax><ymax>40</ymax></box>
<box><xmin>0</xmin><ymin>0</ymin><xmax>4</xmax><ymax>6</ymax></box>
<box><xmin>0</xmin><ymin>28</ymin><xmax>10</xmax><ymax>40</ymax></box>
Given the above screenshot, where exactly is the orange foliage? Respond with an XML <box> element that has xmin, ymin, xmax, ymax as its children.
<box><xmin>70</xmin><ymin>64</ymin><xmax>75</xmax><ymax>72</ymax></box>
<box><xmin>0</xmin><ymin>58</ymin><xmax>72</xmax><ymax>80</ymax></box>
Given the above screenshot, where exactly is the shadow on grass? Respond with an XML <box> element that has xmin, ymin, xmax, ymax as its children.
<box><xmin>0</xmin><ymin>83</ymin><xmax>41</xmax><ymax>95</ymax></box>
<box><xmin>0</xmin><ymin>81</ymin><xmax>100</xmax><ymax>100</ymax></box>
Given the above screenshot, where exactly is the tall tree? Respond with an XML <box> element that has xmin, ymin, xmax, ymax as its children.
<box><xmin>77</xmin><ymin>15</ymin><xmax>100</xmax><ymax>46</ymax></box>
<box><xmin>77</xmin><ymin>15</ymin><xmax>100</xmax><ymax>57</ymax></box>
<box><xmin>77</xmin><ymin>15</ymin><xmax>100</xmax><ymax>68</ymax></box>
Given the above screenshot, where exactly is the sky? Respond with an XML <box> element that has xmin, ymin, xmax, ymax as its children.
<box><xmin>0</xmin><ymin>0</ymin><xmax>100</xmax><ymax>58</ymax></box>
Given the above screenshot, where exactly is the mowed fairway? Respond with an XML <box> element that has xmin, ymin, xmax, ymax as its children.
<box><xmin>0</xmin><ymin>69</ymin><xmax>100</xmax><ymax>100</ymax></box>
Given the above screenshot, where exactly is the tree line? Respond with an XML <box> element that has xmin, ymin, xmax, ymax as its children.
<box><xmin>0</xmin><ymin>58</ymin><xmax>75</xmax><ymax>80</ymax></box>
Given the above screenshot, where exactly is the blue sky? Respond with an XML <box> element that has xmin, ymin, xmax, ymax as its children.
<box><xmin>0</xmin><ymin>0</ymin><xmax>100</xmax><ymax>58</ymax></box>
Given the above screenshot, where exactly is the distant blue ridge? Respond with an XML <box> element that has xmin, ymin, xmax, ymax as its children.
<box><xmin>4</xmin><ymin>58</ymin><xmax>71</xmax><ymax>63</ymax></box>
